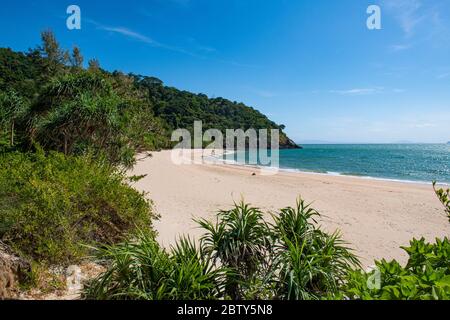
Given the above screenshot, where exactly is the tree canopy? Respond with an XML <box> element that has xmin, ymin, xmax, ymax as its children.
<box><xmin>0</xmin><ymin>30</ymin><xmax>298</xmax><ymax>162</ymax></box>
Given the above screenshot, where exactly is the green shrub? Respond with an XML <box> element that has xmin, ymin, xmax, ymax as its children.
<box><xmin>0</xmin><ymin>149</ymin><xmax>155</xmax><ymax>264</ymax></box>
<box><xmin>83</xmin><ymin>233</ymin><xmax>225</xmax><ymax>300</ymax></box>
<box><xmin>197</xmin><ymin>202</ymin><xmax>272</xmax><ymax>299</ymax></box>
<box><xmin>434</xmin><ymin>182</ymin><xmax>450</xmax><ymax>222</ymax></box>
<box><xmin>271</xmin><ymin>199</ymin><xmax>360</xmax><ymax>300</ymax></box>
<box><xmin>343</xmin><ymin>237</ymin><xmax>450</xmax><ymax>300</ymax></box>
<box><xmin>0</xmin><ymin>89</ymin><xmax>28</xmax><ymax>148</ymax></box>
<box><xmin>85</xmin><ymin>199</ymin><xmax>359</xmax><ymax>300</ymax></box>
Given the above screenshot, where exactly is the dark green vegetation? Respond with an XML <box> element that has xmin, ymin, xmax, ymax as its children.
<box><xmin>343</xmin><ymin>238</ymin><xmax>450</xmax><ymax>299</ymax></box>
<box><xmin>0</xmin><ymin>149</ymin><xmax>155</xmax><ymax>265</ymax></box>
<box><xmin>84</xmin><ymin>232</ymin><xmax>224</xmax><ymax>300</ymax></box>
<box><xmin>84</xmin><ymin>200</ymin><xmax>359</xmax><ymax>300</ymax></box>
<box><xmin>132</xmin><ymin>74</ymin><xmax>297</xmax><ymax>148</ymax></box>
<box><xmin>0</xmin><ymin>42</ymin><xmax>170</xmax><ymax>166</ymax></box>
<box><xmin>0</xmin><ymin>31</ymin><xmax>297</xmax><ymax>162</ymax></box>
<box><xmin>0</xmin><ymin>31</ymin><xmax>163</xmax><ymax>294</ymax></box>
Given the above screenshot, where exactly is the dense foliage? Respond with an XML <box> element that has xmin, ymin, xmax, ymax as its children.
<box><xmin>0</xmin><ymin>48</ymin><xmax>44</xmax><ymax>99</ymax></box>
<box><xmin>0</xmin><ymin>149</ymin><xmax>155</xmax><ymax>264</ymax></box>
<box><xmin>271</xmin><ymin>201</ymin><xmax>360</xmax><ymax>300</ymax></box>
<box><xmin>197</xmin><ymin>203</ymin><xmax>272</xmax><ymax>299</ymax></box>
<box><xmin>28</xmin><ymin>71</ymin><xmax>168</xmax><ymax>167</ymax></box>
<box><xmin>0</xmin><ymin>89</ymin><xmax>28</xmax><ymax>148</ymax></box>
<box><xmin>343</xmin><ymin>238</ymin><xmax>450</xmax><ymax>300</ymax></box>
<box><xmin>85</xmin><ymin>200</ymin><xmax>359</xmax><ymax>300</ymax></box>
<box><xmin>0</xmin><ymin>31</ymin><xmax>298</xmax><ymax>164</ymax></box>
<box><xmin>132</xmin><ymin>74</ymin><xmax>297</xmax><ymax>148</ymax></box>
<box><xmin>84</xmin><ymin>233</ymin><xmax>225</xmax><ymax>300</ymax></box>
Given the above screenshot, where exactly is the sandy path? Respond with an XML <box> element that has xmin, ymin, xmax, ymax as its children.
<box><xmin>130</xmin><ymin>150</ymin><xmax>449</xmax><ymax>267</ymax></box>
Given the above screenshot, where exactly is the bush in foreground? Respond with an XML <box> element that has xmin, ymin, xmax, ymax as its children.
<box><xmin>85</xmin><ymin>200</ymin><xmax>360</xmax><ymax>300</ymax></box>
<box><xmin>83</xmin><ymin>232</ymin><xmax>226</xmax><ymax>300</ymax></box>
<box><xmin>0</xmin><ymin>149</ymin><xmax>156</xmax><ymax>265</ymax></box>
<box><xmin>271</xmin><ymin>201</ymin><xmax>360</xmax><ymax>300</ymax></box>
<box><xmin>343</xmin><ymin>237</ymin><xmax>450</xmax><ymax>300</ymax></box>
<box><xmin>197</xmin><ymin>203</ymin><xmax>272</xmax><ymax>299</ymax></box>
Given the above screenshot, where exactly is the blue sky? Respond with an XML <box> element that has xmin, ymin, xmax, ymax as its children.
<box><xmin>1</xmin><ymin>0</ymin><xmax>450</xmax><ymax>143</ymax></box>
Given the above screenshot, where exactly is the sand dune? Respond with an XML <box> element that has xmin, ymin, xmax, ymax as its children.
<box><xmin>130</xmin><ymin>150</ymin><xmax>449</xmax><ymax>267</ymax></box>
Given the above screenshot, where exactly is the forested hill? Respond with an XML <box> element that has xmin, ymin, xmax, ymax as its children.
<box><xmin>131</xmin><ymin>74</ymin><xmax>298</xmax><ymax>148</ymax></box>
<box><xmin>0</xmin><ymin>32</ymin><xmax>298</xmax><ymax>162</ymax></box>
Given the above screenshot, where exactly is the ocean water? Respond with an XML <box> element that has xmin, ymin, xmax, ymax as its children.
<box><xmin>232</xmin><ymin>144</ymin><xmax>450</xmax><ymax>184</ymax></box>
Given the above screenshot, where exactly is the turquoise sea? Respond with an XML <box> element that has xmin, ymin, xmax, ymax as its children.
<box><xmin>233</xmin><ymin>144</ymin><xmax>450</xmax><ymax>184</ymax></box>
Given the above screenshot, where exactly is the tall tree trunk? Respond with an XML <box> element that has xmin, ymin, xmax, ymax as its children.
<box><xmin>10</xmin><ymin>121</ymin><xmax>14</xmax><ymax>147</ymax></box>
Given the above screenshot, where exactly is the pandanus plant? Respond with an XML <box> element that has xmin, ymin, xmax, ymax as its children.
<box><xmin>270</xmin><ymin>199</ymin><xmax>360</xmax><ymax>300</ymax></box>
<box><xmin>85</xmin><ymin>199</ymin><xmax>360</xmax><ymax>300</ymax></box>
<box><xmin>84</xmin><ymin>232</ymin><xmax>226</xmax><ymax>300</ymax></box>
<box><xmin>196</xmin><ymin>202</ymin><xmax>272</xmax><ymax>299</ymax></box>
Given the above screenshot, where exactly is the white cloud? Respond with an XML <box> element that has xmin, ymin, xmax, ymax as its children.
<box><xmin>90</xmin><ymin>20</ymin><xmax>202</xmax><ymax>56</ymax></box>
<box><xmin>328</xmin><ymin>87</ymin><xmax>407</xmax><ymax>96</ymax></box>
<box><xmin>383</xmin><ymin>0</ymin><xmax>447</xmax><ymax>44</ymax></box>
<box><xmin>87</xmin><ymin>19</ymin><xmax>257</xmax><ymax>69</ymax></box>
<box><xmin>329</xmin><ymin>87</ymin><xmax>384</xmax><ymax>96</ymax></box>
<box><xmin>383</xmin><ymin>0</ymin><xmax>424</xmax><ymax>38</ymax></box>
<box><xmin>98</xmin><ymin>26</ymin><xmax>157</xmax><ymax>45</ymax></box>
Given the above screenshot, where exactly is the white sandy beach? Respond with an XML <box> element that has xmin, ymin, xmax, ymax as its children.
<box><xmin>130</xmin><ymin>150</ymin><xmax>449</xmax><ymax>267</ymax></box>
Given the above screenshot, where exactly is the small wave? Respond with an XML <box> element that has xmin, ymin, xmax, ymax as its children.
<box><xmin>260</xmin><ymin>165</ymin><xmax>448</xmax><ymax>185</ymax></box>
<box><xmin>202</xmin><ymin>156</ymin><xmax>450</xmax><ymax>186</ymax></box>
<box><xmin>341</xmin><ymin>172</ymin><xmax>368</xmax><ymax>177</ymax></box>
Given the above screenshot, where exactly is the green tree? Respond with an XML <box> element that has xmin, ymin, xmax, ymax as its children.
<box><xmin>28</xmin><ymin>71</ymin><xmax>168</xmax><ymax>166</ymax></box>
<box><xmin>0</xmin><ymin>90</ymin><xmax>27</xmax><ymax>146</ymax></box>
<box><xmin>39</xmin><ymin>30</ymin><xmax>68</xmax><ymax>75</ymax></box>
<box><xmin>88</xmin><ymin>58</ymin><xmax>101</xmax><ymax>72</ymax></box>
<box><xmin>70</xmin><ymin>46</ymin><xmax>84</xmax><ymax>68</ymax></box>
<box><xmin>31</xmin><ymin>72</ymin><xmax>121</xmax><ymax>157</ymax></box>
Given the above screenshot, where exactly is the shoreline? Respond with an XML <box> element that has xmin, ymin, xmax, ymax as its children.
<box><xmin>131</xmin><ymin>150</ymin><xmax>449</xmax><ymax>268</ymax></box>
<box><xmin>225</xmin><ymin>163</ymin><xmax>449</xmax><ymax>186</ymax></box>
<box><xmin>203</xmin><ymin>152</ymin><xmax>449</xmax><ymax>187</ymax></box>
